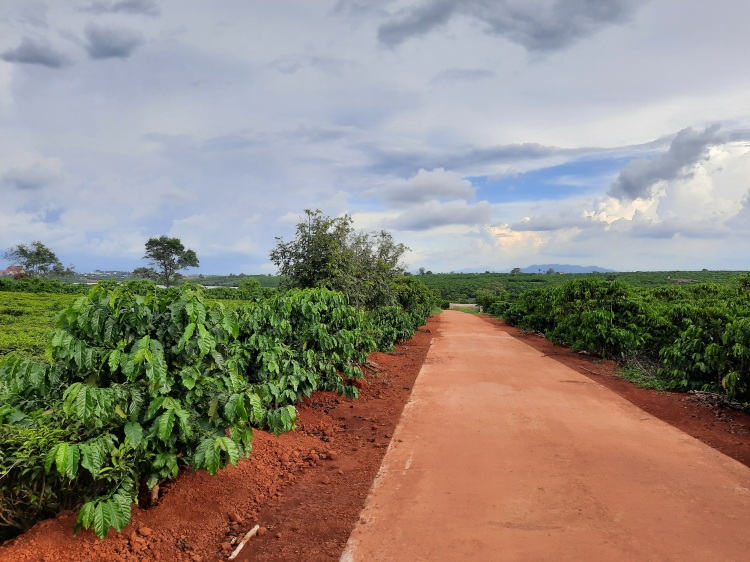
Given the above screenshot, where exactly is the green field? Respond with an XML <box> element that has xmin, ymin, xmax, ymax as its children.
<box><xmin>60</xmin><ymin>273</ymin><xmax>284</xmax><ymax>288</ymax></box>
<box><xmin>0</xmin><ymin>292</ymin><xmax>75</xmax><ymax>359</ymax></box>
<box><xmin>415</xmin><ymin>270</ymin><xmax>747</xmax><ymax>300</ymax></box>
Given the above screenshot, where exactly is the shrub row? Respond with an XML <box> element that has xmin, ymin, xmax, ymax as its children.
<box><xmin>484</xmin><ymin>275</ymin><xmax>750</xmax><ymax>395</ymax></box>
<box><xmin>0</xmin><ymin>284</ymin><xmax>433</xmax><ymax>538</ymax></box>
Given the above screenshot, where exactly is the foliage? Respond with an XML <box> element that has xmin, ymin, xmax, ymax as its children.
<box><xmin>0</xmin><ymin>278</ymin><xmax>91</xmax><ymax>296</ymax></box>
<box><xmin>3</xmin><ymin>241</ymin><xmax>75</xmax><ymax>278</ymax></box>
<box><xmin>203</xmin><ymin>285</ymin><xmax>275</xmax><ymax>302</ymax></box>
<box><xmin>365</xmin><ymin>305</ymin><xmax>433</xmax><ymax>352</ymax></box>
<box><xmin>486</xmin><ymin>277</ymin><xmax>750</xmax><ymax>397</ymax></box>
<box><xmin>270</xmin><ymin>210</ymin><xmax>408</xmax><ymax>309</ymax></box>
<box><xmin>132</xmin><ymin>236</ymin><xmax>199</xmax><ymax>288</ymax></box>
<box><xmin>0</xmin><ymin>284</ymin><xmax>283</xmax><ymax>538</ymax></box>
<box><xmin>390</xmin><ymin>276</ymin><xmax>439</xmax><ymax>311</ymax></box>
<box><xmin>0</xmin><ymin>417</ymin><xmax>89</xmax><ymax>530</ymax></box>
<box><xmin>0</xmin><ymin>292</ymin><xmax>76</xmax><ymax>359</ymax></box>
<box><xmin>0</xmin><ymin>281</ymin><xmax>430</xmax><ymax>539</ymax></box>
<box><xmin>415</xmin><ymin>270</ymin><xmax>748</xmax><ymax>301</ymax></box>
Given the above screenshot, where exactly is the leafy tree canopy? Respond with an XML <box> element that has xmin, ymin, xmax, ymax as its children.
<box><xmin>270</xmin><ymin>209</ymin><xmax>409</xmax><ymax>309</ymax></box>
<box><xmin>511</xmin><ymin>267</ymin><xmax>522</xmax><ymax>275</ymax></box>
<box><xmin>3</xmin><ymin>241</ymin><xmax>74</xmax><ymax>278</ymax></box>
<box><xmin>132</xmin><ymin>236</ymin><xmax>199</xmax><ymax>288</ymax></box>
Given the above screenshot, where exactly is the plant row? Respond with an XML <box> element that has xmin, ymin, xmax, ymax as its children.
<box><xmin>480</xmin><ymin>275</ymin><xmax>750</xmax><ymax>396</ymax></box>
<box><xmin>0</xmin><ymin>278</ymin><xmax>274</xmax><ymax>302</ymax></box>
<box><xmin>0</xmin><ymin>282</ymin><xmax>434</xmax><ymax>538</ymax></box>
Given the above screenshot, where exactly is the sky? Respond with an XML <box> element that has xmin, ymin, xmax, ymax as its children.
<box><xmin>1</xmin><ymin>0</ymin><xmax>749</xmax><ymax>274</ymax></box>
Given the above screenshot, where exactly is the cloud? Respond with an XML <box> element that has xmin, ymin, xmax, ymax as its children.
<box><xmin>81</xmin><ymin>0</ymin><xmax>160</xmax><ymax>17</ymax></box>
<box><xmin>2</xmin><ymin>160</ymin><xmax>63</xmax><ymax>190</ymax></box>
<box><xmin>609</xmin><ymin>211</ymin><xmax>729</xmax><ymax>240</ymax></box>
<box><xmin>359</xmin><ymin>140</ymin><xmax>595</xmax><ymax>177</ymax></box>
<box><xmin>267</xmin><ymin>54</ymin><xmax>356</xmax><ymax>75</ymax></box>
<box><xmin>84</xmin><ymin>24</ymin><xmax>144</xmax><ymax>59</ymax></box>
<box><xmin>365</xmin><ymin>168</ymin><xmax>475</xmax><ymax>206</ymax></box>
<box><xmin>430</xmin><ymin>68</ymin><xmax>495</xmax><ymax>85</ymax></box>
<box><xmin>377</xmin><ymin>0</ymin><xmax>639</xmax><ymax>52</ymax></box>
<box><xmin>725</xmin><ymin>190</ymin><xmax>750</xmax><ymax>232</ymax></box>
<box><xmin>332</xmin><ymin>0</ymin><xmax>392</xmax><ymax>18</ymax></box>
<box><xmin>1</xmin><ymin>37</ymin><xmax>69</xmax><ymax>68</ymax></box>
<box><xmin>384</xmin><ymin>199</ymin><xmax>492</xmax><ymax>231</ymax></box>
<box><xmin>608</xmin><ymin>124</ymin><xmax>721</xmax><ymax>201</ymax></box>
<box><xmin>510</xmin><ymin>210</ymin><xmax>601</xmax><ymax>231</ymax></box>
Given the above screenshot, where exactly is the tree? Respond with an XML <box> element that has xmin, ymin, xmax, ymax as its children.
<box><xmin>270</xmin><ymin>209</ymin><xmax>409</xmax><ymax>308</ymax></box>
<box><xmin>546</xmin><ymin>268</ymin><xmax>555</xmax><ymax>275</ymax></box>
<box><xmin>510</xmin><ymin>267</ymin><xmax>522</xmax><ymax>275</ymax></box>
<box><xmin>132</xmin><ymin>236</ymin><xmax>199</xmax><ymax>288</ymax></box>
<box><xmin>418</xmin><ymin>267</ymin><xmax>426</xmax><ymax>275</ymax></box>
<box><xmin>3</xmin><ymin>241</ymin><xmax>74</xmax><ymax>278</ymax></box>
<box><xmin>239</xmin><ymin>278</ymin><xmax>261</xmax><ymax>292</ymax></box>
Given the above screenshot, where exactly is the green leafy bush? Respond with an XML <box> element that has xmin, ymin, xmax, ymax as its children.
<box><xmin>486</xmin><ymin>276</ymin><xmax>750</xmax><ymax>396</ymax></box>
<box><xmin>1</xmin><ymin>282</ymin><xmax>429</xmax><ymax>539</ymax></box>
<box><xmin>0</xmin><ymin>284</ymin><xmax>283</xmax><ymax>539</ymax></box>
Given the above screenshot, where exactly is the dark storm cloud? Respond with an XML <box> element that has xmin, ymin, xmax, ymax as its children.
<box><xmin>430</xmin><ymin>68</ymin><xmax>495</xmax><ymax>85</ymax></box>
<box><xmin>84</xmin><ymin>23</ymin><xmax>144</xmax><ymax>59</ymax></box>
<box><xmin>1</xmin><ymin>37</ymin><xmax>69</xmax><ymax>68</ymax></box>
<box><xmin>377</xmin><ymin>0</ymin><xmax>639</xmax><ymax>52</ymax></box>
<box><xmin>81</xmin><ymin>0</ymin><xmax>160</xmax><ymax>17</ymax></box>
<box><xmin>608</xmin><ymin>124</ymin><xmax>721</xmax><ymax>201</ymax></box>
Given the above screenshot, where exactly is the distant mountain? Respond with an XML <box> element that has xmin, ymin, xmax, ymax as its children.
<box><xmin>518</xmin><ymin>264</ymin><xmax>615</xmax><ymax>274</ymax></box>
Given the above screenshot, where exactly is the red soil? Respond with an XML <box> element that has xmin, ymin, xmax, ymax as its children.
<box><xmin>0</xmin><ymin>317</ymin><xmax>439</xmax><ymax>562</ymax></box>
<box><xmin>479</xmin><ymin>314</ymin><xmax>750</xmax><ymax>469</ymax></box>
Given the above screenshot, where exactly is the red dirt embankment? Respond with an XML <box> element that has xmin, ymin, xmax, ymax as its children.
<box><xmin>0</xmin><ymin>317</ymin><xmax>439</xmax><ymax>562</ymax></box>
<box><xmin>480</xmin><ymin>315</ymin><xmax>750</xmax><ymax>469</ymax></box>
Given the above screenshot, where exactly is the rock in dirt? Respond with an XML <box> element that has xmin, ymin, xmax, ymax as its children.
<box><xmin>276</xmin><ymin>533</ymin><xmax>282</xmax><ymax>539</ymax></box>
<box><xmin>258</xmin><ymin>527</ymin><xmax>267</xmax><ymax>536</ymax></box>
<box><xmin>321</xmin><ymin>476</ymin><xmax>331</xmax><ymax>485</ymax></box>
<box><xmin>191</xmin><ymin>555</ymin><xmax>203</xmax><ymax>562</ymax></box>
<box><xmin>327</xmin><ymin>450</ymin><xmax>338</xmax><ymax>460</ymax></box>
<box><xmin>229</xmin><ymin>512</ymin><xmax>243</xmax><ymax>524</ymax></box>
<box><xmin>138</xmin><ymin>527</ymin><xmax>152</xmax><ymax>537</ymax></box>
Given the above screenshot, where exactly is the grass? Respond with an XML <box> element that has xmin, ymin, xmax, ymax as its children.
<box><xmin>616</xmin><ymin>365</ymin><xmax>673</xmax><ymax>391</ymax></box>
<box><xmin>449</xmin><ymin>306</ymin><xmax>481</xmax><ymax>315</ymax></box>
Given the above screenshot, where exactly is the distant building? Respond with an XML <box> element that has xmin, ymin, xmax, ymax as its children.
<box><xmin>557</xmin><ymin>271</ymin><xmax>565</xmax><ymax>274</ymax></box>
<box><xmin>0</xmin><ymin>266</ymin><xmax>24</xmax><ymax>277</ymax></box>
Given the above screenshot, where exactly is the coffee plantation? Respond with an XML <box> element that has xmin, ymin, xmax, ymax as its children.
<box><xmin>0</xmin><ymin>281</ymin><xmax>436</xmax><ymax>539</ymax></box>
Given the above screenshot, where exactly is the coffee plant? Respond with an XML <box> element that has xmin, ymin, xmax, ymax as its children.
<box><xmin>487</xmin><ymin>277</ymin><xmax>750</xmax><ymax>396</ymax></box>
<box><xmin>0</xmin><ymin>281</ymin><xmax>434</xmax><ymax>539</ymax></box>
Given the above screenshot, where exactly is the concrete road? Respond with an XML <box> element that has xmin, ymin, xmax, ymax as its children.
<box><xmin>341</xmin><ymin>311</ymin><xmax>750</xmax><ymax>561</ymax></box>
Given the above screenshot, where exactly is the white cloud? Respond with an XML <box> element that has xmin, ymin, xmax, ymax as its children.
<box><xmin>0</xmin><ymin>1</ymin><xmax>749</xmax><ymax>273</ymax></box>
